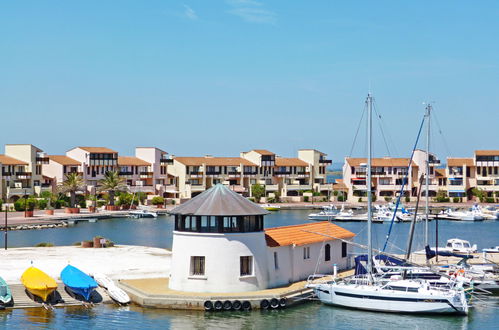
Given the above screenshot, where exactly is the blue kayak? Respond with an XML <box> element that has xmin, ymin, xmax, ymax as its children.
<box><xmin>60</xmin><ymin>265</ymin><xmax>98</xmax><ymax>301</ymax></box>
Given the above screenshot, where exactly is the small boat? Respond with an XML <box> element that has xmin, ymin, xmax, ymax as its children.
<box><xmin>21</xmin><ymin>267</ymin><xmax>58</xmax><ymax>303</ymax></box>
<box><xmin>261</xmin><ymin>204</ymin><xmax>280</xmax><ymax>211</ymax></box>
<box><xmin>61</xmin><ymin>265</ymin><xmax>98</xmax><ymax>301</ymax></box>
<box><xmin>92</xmin><ymin>273</ymin><xmax>115</xmax><ymax>289</ymax></box>
<box><xmin>107</xmin><ymin>285</ymin><xmax>130</xmax><ymax>305</ymax></box>
<box><xmin>128</xmin><ymin>209</ymin><xmax>158</xmax><ymax>218</ymax></box>
<box><xmin>0</xmin><ymin>277</ymin><xmax>13</xmax><ymax>307</ymax></box>
<box><xmin>438</xmin><ymin>206</ymin><xmax>484</xmax><ymax>221</ymax></box>
<box><xmin>482</xmin><ymin>246</ymin><xmax>499</xmax><ymax>253</ymax></box>
<box><xmin>432</xmin><ymin>238</ymin><xmax>477</xmax><ymax>254</ymax></box>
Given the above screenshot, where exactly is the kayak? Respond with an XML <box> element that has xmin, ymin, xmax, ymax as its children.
<box><xmin>92</xmin><ymin>273</ymin><xmax>114</xmax><ymax>289</ymax></box>
<box><xmin>0</xmin><ymin>276</ymin><xmax>13</xmax><ymax>306</ymax></box>
<box><xmin>108</xmin><ymin>285</ymin><xmax>130</xmax><ymax>305</ymax></box>
<box><xmin>21</xmin><ymin>267</ymin><xmax>58</xmax><ymax>303</ymax></box>
<box><xmin>61</xmin><ymin>265</ymin><xmax>98</xmax><ymax>301</ymax></box>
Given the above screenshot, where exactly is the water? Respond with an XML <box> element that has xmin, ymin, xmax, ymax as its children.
<box><xmin>1</xmin><ymin>210</ymin><xmax>498</xmax><ymax>329</ymax></box>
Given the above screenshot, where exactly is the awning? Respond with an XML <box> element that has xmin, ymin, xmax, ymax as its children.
<box><xmin>448</xmin><ymin>178</ymin><xmax>462</xmax><ymax>181</ymax></box>
<box><xmin>449</xmin><ymin>190</ymin><xmax>465</xmax><ymax>193</ymax></box>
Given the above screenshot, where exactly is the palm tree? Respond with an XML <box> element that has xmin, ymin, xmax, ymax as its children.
<box><xmin>98</xmin><ymin>170</ymin><xmax>128</xmax><ymax>206</ymax></box>
<box><xmin>58</xmin><ymin>172</ymin><xmax>85</xmax><ymax>208</ymax></box>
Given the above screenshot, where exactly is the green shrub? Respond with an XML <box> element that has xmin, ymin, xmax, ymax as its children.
<box><xmin>54</xmin><ymin>199</ymin><xmax>67</xmax><ymax>209</ymax></box>
<box><xmin>358</xmin><ymin>197</ymin><xmax>363</xmax><ymax>202</ymax></box>
<box><xmin>14</xmin><ymin>197</ymin><xmax>37</xmax><ymax>211</ymax></box>
<box><xmin>384</xmin><ymin>197</ymin><xmax>392</xmax><ymax>202</ymax></box>
<box><xmin>73</xmin><ymin>241</ymin><xmax>82</xmax><ymax>246</ymax></box>
<box><xmin>35</xmin><ymin>242</ymin><xmax>54</xmax><ymax>247</ymax></box>
<box><xmin>304</xmin><ymin>196</ymin><xmax>309</xmax><ymax>202</ymax></box>
<box><xmin>38</xmin><ymin>199</ymin><xmax>48</xmax><ymax>210</ymax></box>
<box><xmin>14</xmin><ymin>199</ymin><xmax>25</xmax><ymax>211</ymax></box>
<box><xmin>151</xmin><ymin>196</ymin><xmax>165</xmax><ymax>206</ymax></box>
<box><xmin>105</xmin><ymin>239</ymin><xmax>115</xmax><ymax>247</ymax></box>
<box><xmin>333</xmin><ymin>190</ymin><xmax>339</xmax><ymax>197</ymax></box>
<box><xmin>40</xmin><ymin>191</ymin><xmax>52</xmax><ymax>199</ymax></box>
<box><xmin>79</xmin><ymin>199</ymin><xmax>86</xmax><ymax>208</ymax></box>
<box><xmin>371</xmin><ymin>195</ymin><xmax>377</xmax><ymax>203</ymax></box>
<box><xmin>453</xmin><ymin>197</ymin><xmax>461</xmax><ymax>203</ymax></box>
<box><xmin>485</xmin><ymin>197</ymin><xmax>495</xmax><ymax>203</ymax></box>
<box><xmin>171</xmin><ymin>199</ymin><xmax>176</xmax><ymax>205</ymax></box>
<box><xmin>337</xmin><ymin>195</ymin><xmax>345</xmax><ymax>202</ymax></box>
<box><xmin>0</xmin><ymin>199</ymin><xmax>3</xmax><ymax>210</ymax></box>
<box><xmin>97</xmin><ymin>200</ymin><xmax>106</xmax><ymax>207</ymax></box>
<box><xmin>405</xmin><ymin>196</ymin><xmax>410</xmax><ymax>203</ymax></box>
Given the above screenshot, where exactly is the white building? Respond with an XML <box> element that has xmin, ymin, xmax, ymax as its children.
<box><xmin>169</xmin><ymin>184</ymin><xmax>354</xmax><ymax>293</ymax></box>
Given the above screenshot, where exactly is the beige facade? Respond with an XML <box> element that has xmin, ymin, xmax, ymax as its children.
<box><xmin>42</xmin><ymin>155</ymin><xmax>83</xmax><ymax>189</ymax></box>
<box><xmin>134</xmin><ymin>147</ymin><xmax>176</xmax><ymax>197</ymax></box>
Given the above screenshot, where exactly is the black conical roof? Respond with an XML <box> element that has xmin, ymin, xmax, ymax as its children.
<box><xmin>170</xmin><ymin>184</ymin><xmax>268</xmax><ymax>216</ymax></box>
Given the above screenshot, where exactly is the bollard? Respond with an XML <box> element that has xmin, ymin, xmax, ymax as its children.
<box><xmin>333</xmin><ymin>264</ymin><xmax>337</xmax><ymax>278</ymax></box>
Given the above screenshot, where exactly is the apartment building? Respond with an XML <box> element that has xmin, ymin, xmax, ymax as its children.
<box><xmin>66</xmin><ymin>147</ymin><xmax>118</xmax><ymax>190</ymax></box>
<box><xmin>134</xmin><ymin>147</ymin><xmax>176</xmax><ymax>197</ymax></box>
<box><xmin>412</xmin><ymin>149</ymin><xmax>442</xmax><ymax>197</ymax></box>
<box><xmin>42</xmin><ymin>155</ymin><xmax>83</xmax><ymax>188</ymax></box>
<box><xmin>444</xmin><ymin>157</ymin><xmax>475</xmax><ymax>199</ymax></box>
<box><xmin>168</xmin><ymin>156</ymin><xmax>258</xmax><ymax>198</ymax></box>
<box><xmin>474</xmin><ymin>150</ymin><xmax>499</xmax><ymax>197</ymax></box>
<box><xmin>0</xmin><ymin>144</ymin><xmax>50</xmax><ymax>201</ymax></box>
<box><xmin>343</xmin><ymin>157</ymin><xmax>418</xmax><ymax>201</ymax></box>
<box><xmin>298</xmin><ymin>149</ymin><xmax>333</xmax><ymax>193</ymax></box>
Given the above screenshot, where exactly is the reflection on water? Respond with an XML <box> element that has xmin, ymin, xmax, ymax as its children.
<box><xmin>0</xmin><ymin>297</ymin><xmax>498</xmax><ymax>329</ymax></box>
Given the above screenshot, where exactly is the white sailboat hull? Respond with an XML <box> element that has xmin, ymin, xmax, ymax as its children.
<box><xmin>311</xmin><ymin>283</ymin><xmax>468</xmax><ymax>314</ymax></box>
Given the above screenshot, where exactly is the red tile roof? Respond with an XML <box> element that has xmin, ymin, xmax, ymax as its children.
<box><xmin>346</xmin><ymin>157</ymin><xmax>416</xmax><ymax>167</ymax></box>
<box><xmin>252</xmin><ymin>149</ymin><xmax>275</xmax><ymax>155</ymax></box>
<box><xmin>265</xmin><ymin>222</ymin><xmax>355</xmax><ymax>247</ymax></box>
<box><xmin>475</xmin><ymin>150</ymin><xmax>499</xmax><ymax>156</ymax></box>
<box><xmin>118</xmin><ymin>156</ymin><xmax>151</xmax><ymax>166</ymax></box>
<box><xmin>447</xmin><ymin>158</ymin><xmax>474</xmax><ymax>167</ymax></box>
<box><xmin>174</xmin><ymin>157</ymin><xmax>256</xmax><ymax>166</ymax></box>
<box><xmin>48</xmin><ymin>155</ymin><xmax>80</xmax><ymax>166</ymax></box>
<box><xmin>0</xmin><ymin>155</ymin><xmax>28</xmax><ymax>165</ymax></box>
<box><xmin>275</xmin><ymin>157</ymin><xmax>308</xmax><ymax>167</ymax></box>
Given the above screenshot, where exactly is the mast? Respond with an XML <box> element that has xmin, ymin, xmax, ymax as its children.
<box><xmin>367</xmin><ymin>93</ymin><xmax>373</xmax><ymax>279</ymax></box>
<box><xmin>424</xmin><ymin>104</ymin><xmax>431</xmax><ymax>248</ymax></box>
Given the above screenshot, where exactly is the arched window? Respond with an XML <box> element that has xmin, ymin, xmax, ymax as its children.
<box><xmin>325</xmin><ymin>244</ymin><xmax>331</xmax><ymax>262</ymax></box>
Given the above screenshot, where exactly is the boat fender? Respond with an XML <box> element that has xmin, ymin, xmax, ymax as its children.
<box><xmin>232</xmin><ymin>300</ymin><xmax>242</xmax><ymax>310</ymax></box>
<box><xmin>260</xmin><ymin>299</ymin><xmax>270</xmax><ymax>310</ymax></box>
<box><xmin>214</xmin><ymin>300</ymin><xmax>223</xmax><ymax>311</ymax></box>
<box><xmin>204</xmin><ymin>300</ymin><xmax>213</xmax><ymax>311</ymax></box>
<box><xmin>270</xmin><ymin>298</ymin><xmax>279</xmax><ymax>309</ymax></box>
<box><xmin>279</xmin><ymin>298</ymin><xmax>286</xmax><ymax>308</ymax></box>
<box><xmin>223</xmin><ymin>300</ymin><xmax>232</xmax><ymax>311</ymax></box>
<box><xmin>242</xmin><ymin>301</ymin><xmax>251</xmax><ymax>311</ymax></box>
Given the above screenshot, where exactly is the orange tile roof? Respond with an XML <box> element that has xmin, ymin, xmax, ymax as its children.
<box><xmin>265</xmin><ymin>222</ymin><xmax>355</xmax><ymax>247</ymax></box>
<box><xmin>118</xmin><ymin>156</ymin><xmax>151</xmax><ymax>166</ymax></box>
<box><xmin>435</xmin><ymin>168</ymin><xmax>446</xmax><ymax>177</ymax></box>
<box><xmin>0</xmin><ymin>155</ymin><xmax>28</xmax><ymax>165</ymax></box>
<box><xmin>252</xmin><ymin>149</ymin><xmax>275</xmax><ymax>155</ymax></box>
<box><xmin>333</xmin><ymin>181</ymin><xmax>348</xmax><ymax>190</ymax></box>
<box><xmin>175</xmin><ymin>157</ymin><xmax>256</xmax><ymax>166</ymax></box>
<box><xmin>77</xmin><ymin>147</ymin><xmax>117</xmax><ymax>153</ymax></box>
<box><xmin>275</xmin><ymin>157</ymin><xmax>308</xmax><ymax>167</ymax></box>
<box><xmin>447</xmin><ymin>158</ymin><xmax>474</xmax><ymax>167</ymax></box>
<box><xmin>346</xmin><ymin>157</ymin><xmax>417</xmax><ymax>167</ymax></box>
<box><xmin>475</xmin><ymin>150</ymin><xmax>499</xmax><ymax>156</ymax></box>
<box><xmin>48</xmin><ymin>155</ymin><xmax>80</xmax><ymax>166</ymax></box>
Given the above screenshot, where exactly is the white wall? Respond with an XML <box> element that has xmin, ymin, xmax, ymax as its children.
<box><xmin>169</xmin><ymin>231</ymin><xmax>269</xmax><ymax>293</ymax></box>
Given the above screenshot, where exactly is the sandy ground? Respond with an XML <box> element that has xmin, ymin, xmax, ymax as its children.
<box><xmin>0</xmin><ymin>245</ymin><xmax>171</xmax><ymax>284</ymax></box>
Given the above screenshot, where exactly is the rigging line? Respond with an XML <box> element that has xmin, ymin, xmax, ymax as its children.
<box><xmin>349</xmin><ymin>102</ymin><xmax>367</xmax><ymax>157</ymax></box>
<box><xmin>372</xmin><ymin>100</ymin><xmax>392</xmax><ymax>157</ymax></box>
<box><xmin>431</xmin><ymin>109</ymin><xmax>452</xmax><ymax>156</ymax></box>
<box><xmin>382</xmin><ymin>115</ymin><xmax>426</xmax><ymax>252</ymax></box>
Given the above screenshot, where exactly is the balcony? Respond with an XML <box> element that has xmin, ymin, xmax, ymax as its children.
<box><xmin>319</xmin><ymin>159</ymin><xmax>332</xmax><ymax>164</ymax></box>
<box><xmin>36</xmin><ymin>157</ymin><xmax>50</xmax><ymax>164</ymax></box>
<box><xmin>243</xmin><ymin>171</ymin><xmax>258</xmax><ymax>176</ymax></box>
<box><xmin>15</xmin><ymin>172</ymin><xmax>32</xmax><ymax>179</ymax></box>
<box><xmin>227</xmin><ymin>171</ymin><xmax>241</xmax><ymax>177</ymax></box>
<box><xmin>286</xmin><ymin>184</ymin><xmax>312</xmax><ymax>191</ymax></box>
<box><xmin>129</xmin><ymin>185</ymin><xmax>154</xmax><ymax>193</ymax></box>
<box><xmin>205</xmin><ymin>171</ymin><xmax>221</xmax><ymax>176</ymax></box>
<box><xmin>190</xmin><ymin>184</ymin><xmax>206</xmax><ymax>192</ymax></box>
<box><xmin>160</xmin><ymin>159</ymin><xmax>174</xmax><ymax>165</ymax></box>
<box><xmin>318</xmin><ymin>183</ymin><xmax>333</xmax><ymax>191</ymax></box>
<box><xmin>265</xmin><ymin>184</ymin><xmax>279</xmax><ymax>191</ymax></box>
<box><xmin>41</xmin><ymin>183</ymin><xmax>52</xmax><ymax>188</ymax></box>
<box><xmin>7</xmin><ymin>187</ymin><xmax>33</xmax><ymax>196</ymax></box>
<box><xmin>119</xmin><ymin>171</ymin><xmax>134</xmax><ymax>176</ymax></box>
<box><xmin>275</xmin><ymin>171</ymin><xmax>291</xmax><ymax>176</ymax></box>
<box><xmin>139</xmin><ymin>171</ymin><xmax>154</xmax><ymax>178</ymax></box>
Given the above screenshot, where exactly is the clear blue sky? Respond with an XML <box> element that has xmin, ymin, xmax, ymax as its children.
<box><xmin>1</xmin><ymin>1</ymin><xmax>498</xmax><ymax>161</ymax></box>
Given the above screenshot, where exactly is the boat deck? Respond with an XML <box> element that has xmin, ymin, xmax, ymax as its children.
<box><xmin>5</xmin><ymin>283</ymin><xmax>112</xmax><ymax>309</ymax></box>
<box><xmin>119</xmin><ymin>269</ymin><xmax>355</xmax><ymax>310</ymax></box>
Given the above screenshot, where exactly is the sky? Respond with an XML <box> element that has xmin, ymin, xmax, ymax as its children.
<box><xmin>1</xmin><ymin>1</ymin><xmax>498</xmax><ymax>161</ymax></box>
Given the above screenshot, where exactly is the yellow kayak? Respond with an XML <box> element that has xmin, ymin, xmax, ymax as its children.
<box><xmin>21</xmin><ymin>267</ymin><xmax>58</xmax><ymax>303</ymax></box>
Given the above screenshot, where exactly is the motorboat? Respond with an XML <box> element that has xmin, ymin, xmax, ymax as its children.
<box><xmin>482</xmin><ymin>246</ymin><xmax>499</xmax><ymax>253</ymax></box>
<box><xmin>0</xmin><ymin>277</ymin><xmax>13</xmax><ymax>307</ymax></box>
<box><xmin>21</xmin><ymin>266</ymin><xmax>58</xmax><ymax>303</ymax></box>
<box><xmin>438</xmin><ymin>205</ymin><xmax>484</xmax><ymax>221</ymax></box>
<box><xmin>61</xmin><ymin>264</ymin><xmax>98</xmax><ymax>301</ymax></box>
<box><xmin>261</xmin><ymin>204</ymin><xmax>281</xmax><ymax>211</ymax></box>
<box><xmin>308</xmin><ymin>205</ymin><xmax>338</xmax><ymax>221</ymax></box>
<box><xmin>441</xmin><ymin>238</ymin><xmax>477</xmax><ymax>254</ymax></box>
<box><xmin>128</xmin><ymin>209</ymin><xmax>158</xmax><ymax>218</ymax></box>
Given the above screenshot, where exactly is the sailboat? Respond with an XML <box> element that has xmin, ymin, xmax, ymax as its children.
<box><xmin>307</xmin><ymin>94</ymin><xmax>469</xmax><ymax>314</ymax></box>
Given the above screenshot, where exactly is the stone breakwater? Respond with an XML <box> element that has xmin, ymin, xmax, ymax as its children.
<box><xmin>1</xmin><ymin>221</ymin><xmax>69</xmax><ymax>231</ymax></box>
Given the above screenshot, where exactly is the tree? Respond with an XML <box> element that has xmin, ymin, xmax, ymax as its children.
<box><xmin>471</xmin><ymin>188</ymin><xmax>485</xmax><ymax>203</ymax></box>
<box><xmin>251</xmin><ymin>184</ymin><xmax>265</xmax><ymax>203</ymax></box>
<box><xmin>98</xmin><ymin>171</ymin><xmax>128</xmax><ymax>206</ymax></box>
<box><xmin>58</xmin><ymin>172</ymin><xmax>85</xmax><ymax>208</ymax></box>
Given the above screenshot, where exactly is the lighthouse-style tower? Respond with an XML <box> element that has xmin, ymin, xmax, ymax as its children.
<box><xmin>169</xmin><ymin>184</ymin><xmax>270</xmax><ymax>293</ymax></box>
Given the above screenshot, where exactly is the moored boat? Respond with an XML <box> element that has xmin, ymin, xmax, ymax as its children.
<box><xmin>0</xmin><ymin>277</ymin><xmax>13</xmax><ymax>307</ymax></box>
<box><xmin>128</xmin><ymin>209</ymin><xmax>158</xmax><ymax>218</ymax></box>
<box><xmin>107</xmin><ymin>285</ymin><xmax>130</xmax><ymax>305</ymax></box>
<box><xmin>92</xmin><ymin>273</ymin><xmax>114</xmax><ymax>289</ymax></box>
<box><xmin>261</xmin><ymin>204</ymin><xmax>280</xmax><ymax>211</ymax></box>
<box><xmin>61</xmin><ymin>264</ymin><xmax>98</xmax><ymax>301</ymax></box>
<box><xmin>21</xmin><ymin>266</ymin><xmax>58</xmax><ymax>303</ymax></box>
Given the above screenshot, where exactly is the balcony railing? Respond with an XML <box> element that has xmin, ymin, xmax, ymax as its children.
<box><xmin>15</xmin><ymin>172</ymin><xmax>32</xmax><ymax>179</ymax></box>
<box><xmin>119</xmin><ymin>171</ymin><xmax>134</xmax><ymax>176</ymax></box>
<box><xmin>140</xmin><ymin>172</ymin><xmax>154</xmax><ymax>178</ymax></box>
<box><xmin>36</xmin><ymin>157</ymin><xmax>50</xmax><ymax>164</ymax></box>
<box><xmin>319</xmin><ymin>159</ymin><xmax>332</xmax><ymax>164</ymax></box>
<box><xmin>243</xmin><ymin>171</ymin><xmax>257</xmax><ymax>175</ymax></box>
<box><xmin>227</xmin><ymin>171</ymin><xmax>240</xmax><ymax>176</ymax></box>
<box><xmin>160</xmin><ymin>159</ymin><xmax>174</xmax><ymax>164</ymax></box>
<box><xmin>206</xmin><ymin>171</ymin><xmax>221</xmax><ymax>175</ymax></box>
<box><xmin>275</xmin><ymin>171</ymin><xmax>291</xmax><ymax>175</ymax></box>
<box><xmin>2</xmin><ymin>172</ymin><xmax>12</xmax><ymax>176</ymax></box>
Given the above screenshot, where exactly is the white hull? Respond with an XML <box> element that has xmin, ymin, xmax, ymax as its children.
<box><xmin>311</xmin><ymin>283</ymin><xmax>467</xmax><ymax>314</ymax></box>
<box><xmin>108</xmin><ymin>285</ymin><xmax>130</xmax><ymax>304</ymax></box>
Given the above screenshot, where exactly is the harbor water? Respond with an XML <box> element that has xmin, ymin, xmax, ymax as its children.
<box><xmin>0</xmin><ymin>210</ymin><xmax>498</xmax><ymax>329</ymax></box>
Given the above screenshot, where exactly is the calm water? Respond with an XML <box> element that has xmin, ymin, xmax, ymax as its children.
<box><xmin>1</xmin><ymin>210</ymin><xmax>498</xmax><ymax>329</ymax></box>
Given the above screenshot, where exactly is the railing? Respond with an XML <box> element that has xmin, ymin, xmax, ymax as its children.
<box><xmin>227</xmin><ymin>171</ymin><xmax>240</xmax><ymax>175</ymax></box>
<box><xmin>1</xmin><ymin>172</ymin><xmax>12</xmax><ymax>176</ymax></box>
<box><xmin>160</xmin><ymin>159</ymin><xmax>174</xmax><ymax>164</ymax></box>
<box><xmin>188</xmin><ymin>171</ymin><xmax>203</xmax><ymax>175</ymax></box>
<box><xmin>205</xmin><ymin>171</ymin><xmax>221</xmax><ymax>175</ymax></box>
<box><xmin>243</xmin><ymin>171</ymin><xmax>257</xmax><ymax>175</ymax></box>
<box><xmin>36</xmin><ymin>157</ymin><xmax>50</xmax><ymax>164</ymax></box>
<box><xmin>41</xmin><ymin>183</ymin><xmax>52</xmax><ymax>188</ymax></box>
<box><xmin>119</xmin><ymin>171</ymin><xmax>134</xmax><ymax>176</ymax></box>
<box><xmin>286</xmin><ymin>184</ymin><xmax>312</xmax><ymax>190</ymax></box>
<box><xmin>275</xmin><ymin>171</ymin><xmax>291</xmax><ymax>175</ymax></box>
<box><xmin>140</xmin><ymin>172</ymin><xmax>153</xmax><ymax>178</ymax></box>
<box><xmin>265</xmin><ymin>184</ymin><xmax>279</xmax><ymax>191</ymax></box>
<box><xmin>319</xmin><ymin>159</ymin><xmax>332</xmax><ymax>164</ymax></box>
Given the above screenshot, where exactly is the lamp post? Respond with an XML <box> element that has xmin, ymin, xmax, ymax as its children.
<box><xmin>24</xmin><ymin>189</ymin><xmax>27</xmax><ymax>218</ymax></box>
<box><xmin>4</xmin><ymin>205</ymin><xmax>7</xmax><ymax>250</ymax></box>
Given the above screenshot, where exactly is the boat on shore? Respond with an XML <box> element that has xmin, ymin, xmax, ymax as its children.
<box><xmin>21</xmin><ymin>266</ymin><xmax>58</xmax><ymax>303</ymax></box>
<box><xmin>61</xmin><ymin>264</ymin><xmax>98</xmax><ymax>302</ymax></box>
<box><xmin>0</xmin><ymin>277</ymin><xmax>13</xmax><ymax>307</ymax></box>
<box><xmin>92</xmin><ymin>273</ymin><xmax>130</xmax><ymax>304</ymax></box>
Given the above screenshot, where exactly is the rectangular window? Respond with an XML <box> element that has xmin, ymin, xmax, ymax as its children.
<box><xmin>303</xmin><ymin>247</ymin><xmax>310</xmax><ymax>260</ymax></box>
<box><xmin>274</xmin><ymin>252</ymin><xmax>279</xmax><ymax>269</ymax></box>
<box><xmin>342</xmin><ymin>242</ymin><xmax>347</xmax><ymax>258</ymax></box>
<box><xmin>190</xmin><ymin>256</ymin><xmax>205</xmax><ymax>276</ymax></box>
<box><xmin>240</xmin><ymin>256</ymin><xmax>253</xmax><ymax>276</ymax></box>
